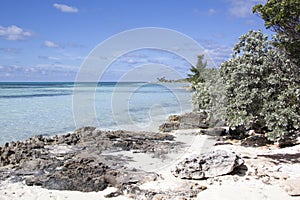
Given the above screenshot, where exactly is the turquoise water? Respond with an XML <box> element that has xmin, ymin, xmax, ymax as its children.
<box><xmin>0</xmin><ymin>82</ymin><xmax>192</xmax><ymax>145</ymax></box>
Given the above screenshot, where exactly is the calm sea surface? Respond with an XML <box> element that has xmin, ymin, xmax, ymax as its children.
<box><xmin>0</xmin><ymin>82</ymin><xmax>192</xmax><ymax>145</ymax></box>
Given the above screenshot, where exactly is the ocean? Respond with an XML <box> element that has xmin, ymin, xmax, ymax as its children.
<box><xmin>0</xmin><ymin>82</ymin><xmax>192</xmax><ymax>145</ymax></box>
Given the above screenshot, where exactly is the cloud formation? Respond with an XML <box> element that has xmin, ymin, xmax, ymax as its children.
<box><xmin>228</xmin><ymin>0</ymin><xmax>266</xmax><ymax>18</ymax></box>
<box><xmin>53</xmin><ymin>3</ymin><xmax>78</xmax><ymax>13</ymax></box>
<box><xmin>0</xmin><ymin>25</ymin><xmax>32</xmax><ymax>40</ymax></box>
<box><xmin>208</xmin><ymin>8</ymin><xmax>217</xmax><ymax>15</ymax></box>
<box><xmin>0</xmin><ymin>64</ymin><xmax>78</xmax><ymax>81</ymax></box>
<box><xmin>44</xmin><ymin>40</ymin><xmax>60</xmax><ymax>48</ymax></box>
<box><xmin>0</xmin><ymin>48</ymin><xmax>21</xmax><ymax>54</ymax></box>
<box><xmin>38</xmin><ymin>55</ymin><xmax>60</xmax><ymax>60</ymax></box>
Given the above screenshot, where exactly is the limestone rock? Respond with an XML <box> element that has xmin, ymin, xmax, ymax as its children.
<box><xmin>0</xmin><ymin>127</ymin><xmax>179</xmax><ymax>194</ymax></box>
<box><xmin>159</xmin><ymin>122</ymin><xmax>180</xmax><ymax>132</ymax></box>
<box><xmin>172</xmin><ymin>150</ymin><xmax>244</xmax><ymax>179</ymax></box>
<box><xmin>159</xmin><ymin>111</ymin><xmax>209</xmax><ymax>132</ymax></box>
<box><xmin>168</xmin><ymin>115</ymin><xmax>180</xmax><ymax>122</ymax></box>
<box><xmin>283</xmin><ymin>178</ymin><xmax>300</xmax><ymax>196</ymax></box>
<box><xmin>179</xmin><ymin>112</ymin><xmax>209</xmax><ymax>129</ymax></box>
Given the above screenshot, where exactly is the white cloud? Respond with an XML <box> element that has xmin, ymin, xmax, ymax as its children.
<box><xmin>193</xmin><ymin>8</ymin><xmax>217</xmax><ymax>16</ymax></box>
<box><xmin>38</xmin><ymin>55</ymin><xmax>60</xmax><ymax>60</ymax></box>
<box><xmin>0</xmin><ymin>48</ymin><xmax>21</xmax><ymax>53</ymax></box>
<box><xmin>0</xmin><ymin>25</ymin><xmax>32</xmax><ymax>40</ymax></box>
<box><xmin>127</xmin><ymin>59</ymin><xmax>137</xmax><ymax>64</ymax></box>
<box><xmin>228</xmin><ymin>0</ymin><xmax>266</xmax><ymax>18</ymax></box>
<box><xmin>203</xmin><ymin>45</ymin><xmax>233</xmax><ymax>66</ymax></box>
<box><xmin>53</xmin><ymin>3</ymin><xmax>78</xmax><ymax>13</ymax></box>
<box><xmin>36</xmin><ymin>63</ymin><xmax>78</xmax><ymax>71</ymax></box>
<box><xmin>44</xmin><ymin>40</ymin><xmax>60</xmax><ymax>48</ymax></box>
<box><xmin>208</xmin><ymin>8</ymin><xmax>217</xmax><ymax>15</ymax></box>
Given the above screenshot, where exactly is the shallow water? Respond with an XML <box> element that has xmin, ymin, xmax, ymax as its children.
<box><xmin>0</xmin><ymin>82</ymin><xmax>192</xmax><ymax>145</ymax></box>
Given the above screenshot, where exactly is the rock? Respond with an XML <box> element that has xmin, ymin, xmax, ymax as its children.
<box><xmin>276</xmin><ymin>132</ymin><xmax>300</xmax><ymax>147</ymax></box>
<box><xmin>159</xmin><ymin>122</ymin><xmax>180</xmax><ymax>132</ymax></box>
<box><xmin>172</xmin><ymin>150</ymin><xmax>244</xmax><ymax>179</ymax></box>
<box><xmin>199</xmin><ymin>127</ymin><xmax>227</xmax><ymax>136</ymax></box>
<box><xmin>27</xmin><ymin>158</ymin><xmax>110</xmax><ymax>192</ymax></box>
<box><xmin>241</xmin><ymin>135</ymin><xmax>272</xmax><ymax>147</ymax></box>
<box><xmin>159</xmin><ymin>111</ymin><xmax>209</xmax><ymax>132</ymax></box>
<box><xmin>0</xmin><ymin>127</ymin><xmax>179</xmax><ymax>195</ymax></box>
<box><xmin>227</xmin><ymin>126</ymin><xmax>248</xmax><ymax>140</ymax></box>
<box><xmin>121</xmin><ymin>182</ymin><xmax>206</xmax><ymax>200</ymax></box>
<box><xmin>283</xmin><ymin>178</ymin><xmax>300</xmax><ymax>196</ymax></box>
<box><xmin>168</xmin><ymin>115</ymin><xmax>180</xmax><ymax>122</ymax></box>
<box><xmin>115</xmin><ymin>170</ymin><xmax>159</xmax><ymax>185</ymax></box>
<box><xmin>179</xmin><ymin>112</ymin><xmax>209</xmax><ymax>129</ymax></box>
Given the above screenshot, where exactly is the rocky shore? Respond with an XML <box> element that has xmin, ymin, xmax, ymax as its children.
<box><xmin>0</xmin><ymin>112</ymin><xmax>300</xmax><ymax>199</ymax></box>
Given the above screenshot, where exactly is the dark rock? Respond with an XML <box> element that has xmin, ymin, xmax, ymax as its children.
<box><xmin>214</xmin><ymin>142</ymin><xmax>233</xmax><ymax>146</ymax></box>
<box><xmin>241</xmin><ymin>135</ymin><xmax>273</xmax><ymax>147</ymax></box>
<box><xmin>172</xmin><ymin>150</ymin><xmax>244</xmax><ymax>179</ymax></box>
<box><xmin>0</xmin><ymin>127</ymin><xmax>181</xmax><ymax>195</ymax></box>
<box><xmin>30</xmin><ymin>158</ymin><xmax>110</xmax><ymax>192</ymax></box>
<box><xmin>227</xmin><ymin>126</ymin><xmax>248</xmax><ymax>140</ymax></box>
<box><xmin>159</xmin><ymin>122</ymin><xmax>180</xmax><ymax>132</ymax></box>
<box><xmin>199</xmin><ymin>127</ymin><xmax>227</xmax><ymax>136</ymax></box>
<box><xmin>179</xmin><ymin>112</ymin><xmax>209</xmax><ymax>129</ymax></box>
<box><xmin>159</xmin><ymin>111</ymin><xmax>209</xmax><ymax>132</ymax></box>
<box><xmin>276</xmin><ymin>132</ymin><xmax>300</xmax><ymax>148</ymax></box>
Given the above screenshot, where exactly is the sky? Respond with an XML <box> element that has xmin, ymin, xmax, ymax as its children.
<box><xmin>0</xmin><ymin>0</ymin><xmax>270</xmax><ymax>82</ymax></box>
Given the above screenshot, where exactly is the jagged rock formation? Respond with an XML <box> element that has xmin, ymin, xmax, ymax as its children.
<box><xmin>172</xmin><ymin>150</ymin><xmax>244</xmax><ymax>179</ymax></box>
<box><xmin>0</xmin><ymin>127</ymin><xmax>183</xmax><ymax>195</ymax></box>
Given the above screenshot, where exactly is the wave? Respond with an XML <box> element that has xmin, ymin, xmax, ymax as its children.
<box><xmin>0</xmin><ymin>93</ymin><xmax>71</xmax><ymax>99</ymax></box>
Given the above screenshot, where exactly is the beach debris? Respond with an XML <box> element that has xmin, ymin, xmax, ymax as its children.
<box><xmin>172</xmin><ymin>150</ymin><xmax>244</xmax><ymax>179</ymax></box>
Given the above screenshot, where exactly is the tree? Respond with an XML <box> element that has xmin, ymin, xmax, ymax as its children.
<box><xmin>187</xmin><ymin>54</ymin><xmax>207</xmax><ymax>84</ymax></box>
<box><xmin>253</xmin><ymin>0</ymin><xmax>300</xmax><ymax>65</ymax></box>
<box><xmin>220</xmin><ymin>30</ymin><xmax>270</xmax><ymax>131</ymax></box>
<box><xmin>262</xmin><ymin>37</ymin><xmax>300</xmax><ymax>141</ymax></box>
<box><xmin>190</xmin><ymin>55</ymin><xmax>227</xmax><ymax>123</ymax></box>
<box><xmin>220</xmin><ymin>30</ymin><xmax>300</xmax><ymax>141</ymax></box>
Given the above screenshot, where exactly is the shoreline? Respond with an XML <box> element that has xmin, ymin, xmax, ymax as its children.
<box><xmin>0</xmin><ymin>112</ymin><xmax>300</xmax><ymax>199</ymax></box>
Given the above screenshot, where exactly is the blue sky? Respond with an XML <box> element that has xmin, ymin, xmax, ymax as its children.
<box><xmin>0</xmin><ymin>0</ymin><xmax>269</xmax><ymax>82</ymax></box>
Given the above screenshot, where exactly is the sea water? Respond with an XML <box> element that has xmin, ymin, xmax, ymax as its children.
<box><xmin>0</xmin><ymin>82</ymin><xmax>192</xmax><ymax>145</ymax></box>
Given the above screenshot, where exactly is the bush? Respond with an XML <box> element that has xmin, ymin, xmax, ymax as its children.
<box><xmin>220</xmin><ymin>30</ymin><xmax>300</xmax><ymax>141</ymax></box>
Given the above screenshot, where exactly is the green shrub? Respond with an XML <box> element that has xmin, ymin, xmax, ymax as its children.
<box><xmin>220</xmin><ymin>30</ymin><xmax>300</xmax><ymax>141</ymax></box>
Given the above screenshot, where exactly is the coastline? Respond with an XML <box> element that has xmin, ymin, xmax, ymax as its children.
<box><xmin>0</xmin><ymin>81</ymin><xmax>192</xmax><ymax>146</ymax></box>
<box><xmin>0</xmin><ymin>113</ymin><xmax>299</xmax><ymax>199</ymax></box>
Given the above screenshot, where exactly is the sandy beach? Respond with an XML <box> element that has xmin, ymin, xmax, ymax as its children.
<box><xmin>0</xmin><ymin>126</ymin><xmax>299</xmax><ymax>200</ymax></box>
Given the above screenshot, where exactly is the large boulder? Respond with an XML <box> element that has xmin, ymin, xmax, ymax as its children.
<box><xmin>159</xmin><ymin>111</ymin><xmax>209</xmax><ymax>132</ymax></box>
<box><xmin>172</xmin><ymin>150</ymin><xmax>244</xmax><ymax>179</ymax></box>
<box><xmin>179</xmin><ymin>112</ymin><xmax>209</xmax><ymax>129</ymax></box>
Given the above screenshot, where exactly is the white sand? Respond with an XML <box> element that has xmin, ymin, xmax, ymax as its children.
<box><xmin>0</xmin><ymin>181</ymin><xmax>129</xmax><ymax>200</ymax></box>
<box><xmin>1</xmin><ymin>129</ymin><xmax>300</xmax><ymax>200</ymax></box>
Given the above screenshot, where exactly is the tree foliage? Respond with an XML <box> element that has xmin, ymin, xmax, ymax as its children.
<box><xmin>187</xmin><ymin>54</ymin><xmax>207</xmax><ymax>84</ymax></box>
<box><xmin>253</xmin><ymin>0</ymin><xmax>300</xmax><ymax>65</ymax></box>
<box><xmin>220</xmin><ymin>30</ymin><xmax>300</xmax><ymax>141</ymax></box>
<box><xmin>190</xmin><ymin>55</ymin><xmax>226</xmax><ymax>124</ymax></box>
<box><xmin>191</xmin><ymin>1</ymin><xmax>300</xmax><ymax>142</ymax></box>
